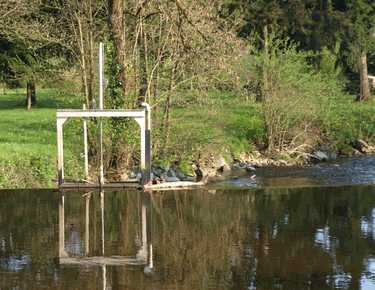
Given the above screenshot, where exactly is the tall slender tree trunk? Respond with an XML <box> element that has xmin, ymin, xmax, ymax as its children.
<box><xmin>108</xmin><ymin>0</ymin><xmax>127</xmax><ymax>103</ymax></box>
<box><xmin>162</xmin><ymin>63</ymin><xmax>177</xmax><ymax>155</ymax></box>
<box><xmin>88</xmin><ymin>0</ymin><xmax>94</xmax><ymax>105</ymax></box>
<box><xmin>258</xmin><ymin>24</ymin><xmax>269</xmax><ymax>102</ymax></box>
<box><xmin>358</xmin><ymin>52</ymin><xmax>371</xmax><ymax>101</ymax></box>
<box><xmin>138</xmin><ymin>23</ymin><xmax>148</xmax><ymax>105</ymax></box>
<box><xmin>26</xmin><ymin>81</ymin><xmax>36</xmax><ymax>110</ymax></box>
<box><xmin>76</xmin><ymin>15</ymin><xmax>90</xmax><ymax>106</ymax></box>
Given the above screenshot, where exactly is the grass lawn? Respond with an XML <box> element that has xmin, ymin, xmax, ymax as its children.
<box><xmin>0</xmin><ymin>88</ymin><xmax>266</xmax><ymax>188</ymax></box>
<box><xmin>0</xmin><ymin>88</ymin><xmax>83</xmax><ymax>188</ymax></box>
<box><xmin>1</xmin><ymin>87</ymin><xmax>374</xmax><ymax>189</ymax></box>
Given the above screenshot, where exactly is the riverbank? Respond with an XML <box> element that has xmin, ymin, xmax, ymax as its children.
<box><xmin>1</xmin><ymin>88</ymin><xmax>375</xmax><ymax>189</ymax></box>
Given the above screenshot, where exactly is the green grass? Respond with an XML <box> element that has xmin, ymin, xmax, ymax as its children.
<box><xmin>0</xmin><ymin>88</ymin><xmax>83</xmax><ymax>188</ymax></box>
<box><xmin>154</xmin><ymin>90</ymin><xmax>265</xmax><ymax>165</ymax></box>
<box><xmin>324</xmin><ymin>93</ymin><xmax>375</xmax><ymax>150</ymax></box>
<box><xmin>1</xmin><ymin>87</ymin><xmax>375</xmax><ymax>189</ymax></box>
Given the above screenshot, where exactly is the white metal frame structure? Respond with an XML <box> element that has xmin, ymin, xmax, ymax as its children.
<box><xmin>56</xmin><ymin>105</ymin><xmax>152</xmax><ymax>187</ymax></box>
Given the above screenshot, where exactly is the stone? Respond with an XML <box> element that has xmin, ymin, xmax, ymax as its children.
<box><xmin>165</xmin><ymin>176</ymin><xmax>180</xmax><ymax>182</ymax></box>
<box><xmin>352</xmin><ymin>139</ymin><xmax>375</xmax><ymax>154</ymax></box>
<box><xmin>312</xmin><ymin>150</ymin><xmax>329</xmax><ymax>161</ymax></box>
<box><xmin>213</xmin><ymin>155</ymin><xmax>230</xmax><ymax>172</ymax></box>
<box><xmin>152</xmin><ymin>166</ymin><xmax>167</xmax><ymax>178</ymax></box>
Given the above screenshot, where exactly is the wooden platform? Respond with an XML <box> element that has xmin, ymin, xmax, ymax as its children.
<box><xmin>60</xmin><ymin>181</ymin><xmax>141</xmax><ymax>190</ymax></box>
<box><xmin>144</xmin><ymin>181</ymin><xmax>205</xmax><ymax>191</ymax></box>
<box><xmin>59</xmin><ymin>181</ymin><xmax>205</xmax><ymax>191</ymax></box>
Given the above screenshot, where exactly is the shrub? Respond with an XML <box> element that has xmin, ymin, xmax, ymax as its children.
<box><xmin>245</xmin><ymin>34</ymin><xmax>344</xmax><ymax>156</ymax></box>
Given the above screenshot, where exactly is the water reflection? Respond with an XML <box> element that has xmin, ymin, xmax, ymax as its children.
<box><xmin>58</xmin><ymin>191</ymin><xmax>153</xmax><ymax>268</ymax></box>
<box><xmin>0</xmin><ymin>187</ymin><xmax>375</xmax><ymax>289</ymax></box>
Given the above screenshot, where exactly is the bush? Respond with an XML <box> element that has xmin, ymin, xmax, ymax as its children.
<box><xmin>244</xmin><ymin>34</ymin><xmax>344</xmax><ymax>155</ymax></box>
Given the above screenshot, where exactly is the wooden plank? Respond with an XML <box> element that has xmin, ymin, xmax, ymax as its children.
<box><xmin>145</xmin><ymin>181</ymin><xmax>205</xmax><ymax>191</ymax></box>
<box><xmin>60</xmin><ymin>182</ymin><xmax>141</xmax><ymax>189</ymax></box>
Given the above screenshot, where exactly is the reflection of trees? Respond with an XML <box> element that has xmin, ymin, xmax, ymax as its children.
<box><xmin>149</xmin><ymin>186</ymin><xmax>375</xmax><ymax>290</ymax></box>
<box><xmin>1</xmin><ymin>186</ymin><xmax>375</xmax><ymax>289</ymax></box>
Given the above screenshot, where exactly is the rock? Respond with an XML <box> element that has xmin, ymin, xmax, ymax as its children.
<box><xmin>152</xmin><ymin>166</ymin><xmax>167</xmax><ymax>178</ymax></box>
<box><xmin>327</xmin><ymin>151</ymin><xmax>338</xmax><ymax>160</ymax></box>
<box><xmin>232</xmin><ymin>161</ymin><xmax>256</xmax><ymax>171</ymax></box>
<box><xmin>312</xmin><ymin>150</ymin><xmax>329</xmax><ymax>161</ymax></box>
<box><xmin>165</xmin><ymin>176</ymin><xmax>180</xmax><ymax>182</ymax></box>
<box><xmin>175</xmin><ymin>169</ymin><xmax>187</xmax><ymax>180</ymax></box>
<box><xmin>183</xmin><ymin>175</ymin><xmax>195</xmax><ymax>182</ymax></box>
<box><xmin>245</xmin><ymin>164</ymin><xmax>256</xmax><ymax>171</ymax></box>
<box><xmin>213</xmin><ymin>155</ymin><xmax>230</xmax><ymax>173</ymax></box>
<box><xmin>193</xmin><ymin>162</ymin><xmax>204</xmax><ymax>182</ymax></box>
<box><xmin>129</xmin><ymin>171</ymin><xmax>138</xmax><ymax>179</ymax></box>
<box><xmin>352</xmin><ymin>139</ymin><xmax>375</xmax><ymax>154</ymax></box>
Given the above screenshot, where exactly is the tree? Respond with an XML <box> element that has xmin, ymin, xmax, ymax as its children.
<box><xmin>108</xmin><ymin>0</ymin><xmax>127</xmax><ymax>103</ymax></box>
<box><xmin>0</xmin><ymin>0</ymin><xmax>64</xmax><ymax>109</ymax></box>
<box><xmin>335</xmin><ymin>0</ymin><xmax>375</xmax><ymax>101</ymax></box>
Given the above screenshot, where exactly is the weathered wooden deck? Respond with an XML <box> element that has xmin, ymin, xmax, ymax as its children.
<box><xmin>59</xmin><ymin>181</ymin><xmax>141</xmax><ymax>189</ymax></box>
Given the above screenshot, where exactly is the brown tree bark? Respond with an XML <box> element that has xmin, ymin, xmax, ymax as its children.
<box><xmin>108</xmin><ymin>0</ymin><xmax>127</xmax><ymax>98</ymax></box>
<box><xmin>26</xmin><ymin>81</ymin><xmax>36</xmax><ymax>110</ymax></box>
<box><xmin>138</xmin><ymin>25</ymin><xmax>148</xmax><ymax>105</ymax></box>
<box><xmin>358</xmin><ymin>52</ymin><xmax>371</xmax><ymax>101</ymax></box>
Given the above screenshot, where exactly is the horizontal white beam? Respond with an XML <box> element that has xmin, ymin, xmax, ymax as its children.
<box><xmin>57</xmin><ymin>109</ymin><xmax>145</xmax><ymax>119</ymax></box>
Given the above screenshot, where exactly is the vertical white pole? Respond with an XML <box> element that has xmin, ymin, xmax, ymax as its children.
<box><xmin>57</xmin><ymin>119</ymin><xmax>66</xmax><ymax>185</ymax></box>
<box><xmin>141</xmin><ymin>103</ymin><xmax>152</xmax><ymax>185</ymax></box>
<box><xmin>99</xmin><ymin>42</ymin><xmax>104</xmax><ymax>185</ymax></box>
<box><xmin>83</xmin><ymin>104</ymin><xmax>89</xmax><ymax>181</ymax></box>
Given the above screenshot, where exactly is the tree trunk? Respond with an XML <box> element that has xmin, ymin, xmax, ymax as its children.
<box><xmin>76</xmin><ymin>14</ymin><xmax>90</xmax><ymax>106</ymax></box>
<box><xmin>108</xmin><ymin>0</ymin><xmax>126</xmax><ymax>101</ymax></box>
<box><xmin>88</xmin><ymin>0</ymin><xmax>94</xmax><ymax>105</ymax></box>
<box><xmin>138</xmin><ymin>23</ymin><xmax>148</xmax><ymax>105</ymax></box>
<box><xmin>26</xmin><ymin>81</ymin><xmax>36</xmax><ymax>110</ymax></box>
<box><xmin>258</xmin><ymin>24</ymin><xmax>269</xmax><ymax>102</ymax></box>
<box><xmin>358</xmin><ymin>52</ymin><xmax>371</xmax><ymax>101</ymax></box>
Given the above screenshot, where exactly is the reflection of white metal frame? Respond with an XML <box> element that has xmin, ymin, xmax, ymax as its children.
<box><xmin>58</xmin><ymin>192</ymin><xmax>153</xmax><ymax>269</ymax></box>
<box><xmin>56</xmin><ymin>105</ymin><xmax>152</xmax><ymax>187</ymax></box>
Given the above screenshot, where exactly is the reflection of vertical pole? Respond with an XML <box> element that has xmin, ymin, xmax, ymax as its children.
<box><xmin>102</xmin><ymin>265</ymin><xmax>106</xmax><ymax>290</ymax></box>
<box><xmin>141</xmin><ymin>202</ymin><xmax>147</xmax><ymax>257</ymax></box>
<box><xmin>149</xmin><ymin>244</ymin><xmax>153</xmax><ymax>269</ymax></box>
<box><xmin>83</xmin><ymin>104</ymin><xmax>89</xmax><ymax>181</ymax></box>
<box><xmin>100</xmin><ymin>189</ymin><xmax>106</xmax><ymax>289</ymax></box>
<box><xmin>100</xmin><ymin>190</ymin><xmax>105</xmax><ymax>256</ymax></box>
<box><xmin>58</xmin><ymin>193</ymin><xmax>66</xmax><ymax>258</ymax></box>
<box><xmin>99</xmin><ymin>42</ymin><xmax>104</xmax><ymax>185</ymax></box>
<box><xmin>85</xmin><ymin>193</ymin><xmax>90</xmax><ymax>256</ymax></box>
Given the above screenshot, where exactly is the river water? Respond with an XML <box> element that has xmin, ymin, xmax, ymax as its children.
<box><xmin>1</xmin><ymin>157</ymin><xmax>375</xmax><ymax>290</ymax></box>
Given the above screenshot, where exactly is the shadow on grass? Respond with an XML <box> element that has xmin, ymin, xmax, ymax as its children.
<box><xmin>0</xmin><ymin>90</ymin><xmax>81</xmax><ymax>110</ymax></box>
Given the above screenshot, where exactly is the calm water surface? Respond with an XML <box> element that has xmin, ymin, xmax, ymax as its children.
<box><xmin>1</xmin><ymin>158</ymin><xmax>375</xmax><ymax>290</ymax></box>
<box><xmin>0</xmin><ymin>186</ymin><xmax>375</xmax><ymax>290</ymax></box>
